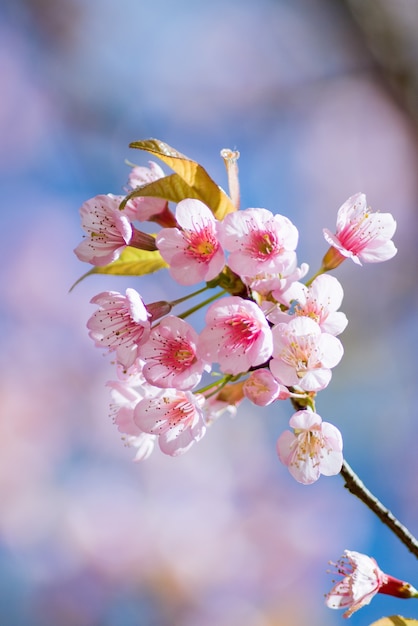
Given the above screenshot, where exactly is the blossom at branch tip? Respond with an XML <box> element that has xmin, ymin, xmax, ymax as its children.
<box><xmin>325</xmin><ymin>550</ymin><xmax>418</xmax><ymax>617</ymax></box>
<box><xmin>74</xmin><ymin>194</ymin><xmax>132</xmax><ymax>265</ymax></box>
<box><xmin>139</xmin><ymin>315</ymin><xmax>209</xmax><ymax>390</ymax></box>
<box><xmin>134</xmin><ymin>389</ymin><xmax>206</xmax><ymax>456</ymax></box>
<box><xmin>198</xmin><ymin>296</ymin><xmax>273</xmax><ymax>375</ymax></box>
<box><xmin>270</xmin><ymin>316</ymin><xmax>343</xmax><ymax>392</ymax></box>
<box><xmin>323</xmin><ymin>192</ymin><xmax>397</xmax><ymax>266</ymax></box>
<box><xmin>156</xmin><ymin>198</ymin><xmax>225</xmax><ymax>285</ymax></box>
<box><xmin>218</xmin><ymin>207</ymin><xmax>299</xmax><ymax>277</ymax></box>
<box><xmin>87</xmin><ymin>288</ymin><xmax>151</xmax><ymax>368</ymax></box>
<box><xmin>277</xmin><ymin>410</ymin><xmax>343</xmax><ymax>484</ymax></box>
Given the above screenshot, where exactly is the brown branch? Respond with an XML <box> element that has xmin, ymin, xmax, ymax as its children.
<box><xmin>340</xmin><ymin>459</ymin><xmax>418</xmax><ymax>558</ymax></box>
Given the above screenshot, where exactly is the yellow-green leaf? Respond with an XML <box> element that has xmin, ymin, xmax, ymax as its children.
<box><xmin>69</xmin><ymin>247</ymin><xmax>168</xmax><ymax>290</ymax></box>
<box><xmin>369</xmin><ymin>616</ymin><xmax>418</xmax><ymax>626</ymax></box>
<box><xmin>129</xmin><ymin>138</ymin><xmax>236</xmax><ymax>220</ymax></box>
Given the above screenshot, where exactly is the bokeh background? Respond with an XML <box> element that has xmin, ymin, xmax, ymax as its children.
<box><xmin>1</xmin><ymin>0</ymin><xmax>418</xmax><ymax>624</ymax></box>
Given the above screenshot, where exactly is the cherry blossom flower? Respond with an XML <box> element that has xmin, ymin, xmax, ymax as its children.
<box><xmin>139</xmin><ymin>315</ymin><xmax>208</xmax><ymax>390</ymax></box>
<box><xmin>74</xmin><ymin>194</ymin><xmax>132</xmax><ymax>265</ymax></box>
<box><xmin>323</xmin><ymin>192</ymin><xmax>397</xmax><ymax>267</ymax></box>
<box><xmin>243</xmin><ymin>262</ymin><xmax>309</xmax><ymax>307</ymax></box>
<box><xmin>218</xmin><ymin>207</ymin><xmax>299</xmax><ymax>277</ymax></box>
<box><xmin>270</xmin><ymin>317</ymin><xmax>343</xmax><ymax>392</ymax></box>
<box><xmin>243</xmin><ymin>369</ymin><xmax>288</xmax><ymax>406</ymax></box>
<box><xmin>326</xmin><ymin>550</ymin><xmax>418</xmax><ymax>617</ymax></box>
<box><xmin>74</xmin><ymin>193</ymin><xmax>157</xmax><ymax>266</ymax></box>
<box><xmin>198</xmin><ymin>296</ymin><xmax>274</xmax><ymax>375</ymax></box>
<box><xmin>156</xmin><ymin>198</ymin><xmax>225</xmax><ymax>285</ymax></box>
<box><xmin>87</xmin><ymin>289</ymin><xmax>151</xmax><ymax>368</ymax></box>
<box><xmin>107</xmin><ymin>376</ymin><xmax>158</xmax><ymax>461</ymax></box>
<box><xmin>125</xmin><ymin>161</ymin><xmax>175</xmax><ymax>225</ymax></box>
<box><xmin>277</xmin><ymin>410</ymin><xmax>343</xmax><ymax>484</ymax></box>
<box><xmin>267</xmin><ymin>274</ymin><xmax>348</xmax><ymax>336</ymax></box>
<box><xmin>134</xmin><ymin>389</ymin><xmax>206</xmax><ymax>456</ymax></box>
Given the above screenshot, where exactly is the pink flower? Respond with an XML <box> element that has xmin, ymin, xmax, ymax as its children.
<box><xmin>156</xmin><ymin>199</ymin><xmax>225</xmax><ymax>285</ymax></box>
<box><xmin>107</xmin><ymin>377</ymin><xmax>157</xmax><ymax>461</ymax></box>
<box><xmin>243</xmin><ymin>369</ymin><xmax>288</xmax><ymax>406</ymax></box>
<box><xmin>277</xmin><ymin>410</ymin><xmax>343</xmax><ymax>484</ymax></box>
<box><xmin>294</xmin><ymin>274</ymin><xmax>347</xmax><ymax>335</ymax></box>
<box><xmin>323</xmin><ymin>192</ymin><xmax>397</xmax><ymax>266</ymax></box>
<box><xmin>139</xmin><ymin>315</ymin><xmax>208</xmax><ymax>390</ymax></box>
<box><xmin>87</xmin><ymin>289</ymin><xmax>151</xmax><ymax>368</ymax></box>
<box><xmin>325</xmin><ymin>550</ymin><xmax>418</xmax><ymax>617</ymax></box>
<box><xmin>134</xmin><ymin>389</ymin><xmax>206</xmax><ymax>456</ymax></box>
<box><xmin>198</xmin><ymin>296</ymin><xmax>273</xmax><ymax>375</ymax></box>
<box><xmin>74</xmin><ymin>194</ymin><xmax>132</xmax><ymax>265</ymax></box>
<box><xmin>270</xmin><ymin>317</ymin><xmax>343</xmax><ymax>392</ymax></box>
<box><xmin>218</xmin><ymin>207</ymin><xmax>299</xmax><ymax>277</ymax></box>
<box><xmin>124</xmin><ymin>161</ymin><xmax>171</xmax><ymax>222</ymax></box>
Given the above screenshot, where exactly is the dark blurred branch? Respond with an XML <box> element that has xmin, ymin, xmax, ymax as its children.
<box><xmin>341</xmin><ymin>460</ymin><xmax>418</xmax><ymax>558</ymax></box>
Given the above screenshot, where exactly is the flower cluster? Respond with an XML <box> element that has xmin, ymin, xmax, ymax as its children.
<box><xmin>74</xmin><ymin>141</ymin><xmax>397</xmax><ymax>484</ymax></box>
<box><xmin>72</xmin><ymin>140</ymin><xmax>416</xmax><ymax>621</ymax></box>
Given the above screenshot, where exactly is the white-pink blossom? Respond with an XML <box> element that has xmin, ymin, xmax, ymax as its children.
<box><xmin>87</xmin><ymin>289</ymin><xmax>151</xmax><ymax>368</ymax></box>
<box><xmin>139</xmin><ymin>315</ymin><xmax>208</xmax><ymax>390</ymax></box>
<box><xmin>270</xmin><ymin>317</ymin><xmax>343</xmax><ymax>392</ymax></box>
<box><xmin>134</xmin><ymin>389</ymin><xmax>206</xmax><ymax>456</ymax></box>
<box><xmin>323</xmin><ymin>192</ymin><xmax>397</xmax><ymax>266</ymax></box>
<box><xmin>326</xmin><ymin>550</ymin><xmax>418</xmax><ymax>618</ymax></box>
<box><xmin>156</xmin><ymin>199</ymin><xmax>225</xmax><ymax>285</ymax></box>
<box><xmin>294</xmin><ymin>274</ymin><xmax>347</xmax><ymax>335</ymax></box>
<box><xmin>268</xmin><ymin>274</ymin><xmax>348</xmax><ymax>336</ymax></box>
<box><xmin>218</xmin><ymin>207</ymin><xmax>299</xmax><ymax>277</ymax></box>
<box><xmin>198</xmin><ymin>296</ymin><xmax>273</xmax><ymax>375</ymax></box>
<box><xmin>107</xmin><ymin>377</ymin><xmax>157</xmax><ymax>461</ymax></box>
<box><xmin>125</xmin><ymin>161</ymin><xmax>169</xmax><ymax>222</ymax></box>
<box><xmin>277</xmin><ymin>410</ymin><xmax>343</xmax><ymax>484</ymax></box>
<box><xmin>74</xmin><ymin>194</ymin><xmax>133</xmax><ymax>265</ymax></box>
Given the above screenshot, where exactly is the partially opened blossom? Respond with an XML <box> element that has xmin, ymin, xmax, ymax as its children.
<box><xmin>243</xmin><ymin>369</ymin><xmax>288</xmax><ymax>406</ymax></box>
<box><xmin>74</xmin><ymin>193</ymin><xmax>157</xmax><ymax>266</ymax></box>
<box><xmin>87</xmin><ymin>288</ymin><xmax>151</xmax><ymax>368</ymax></box>
<box><xmin>74</xmin><ymin>194</ymin><xmax>132</xmax><ymax>265</ymax></box>
<box><xmin>326</xmin><ymin>550</ymin><xmax>418</xmax><ymax>617</ymax></box>
<box><xmin>134</xmin><ymin>389</ymin><xmax>206</xmax><ymax>456</ymax></box>
<box><xmin>277</xmin><ymin>410</ymin><xmax>343</xmax><ymax>484</ymax></box>
<box><xmin>218</xmin><ymin>207</ymin><xmax>299</xmax><ymax>277</ymax></box>
<box><xmin>107</xmin><ymin>377</ymin><xmax>158</xmax><ymax>461</ymax></box>
<box><xmin>139</xmin><ymin>315</ymin><xmax>208</xmax><ymax>390</ymax></box>
<box><xmin>125</xmin><ymin>161</ymin><xmax>175</xmax><ymax>225</ymax></box>
<box><xmin>270</xmin><ymin>317</ymin><xmax>343</xmax><ymax>392</ymax></box>
<box><xmin>198</xmin><ymin>296</ymin><xmax>273</xmax><ymax>375</ymax></box>
<box><xmin>156</xmin><ymin>198</ymin><xmax>225</xmax><ymax>285</ymax></box>
<box><xmin>323</xmin><ymin>192</ymin><xmax>397</xmax><ymax>268</ymax></box>
<box><xmin>243</xmin><ymin>262</ymin><xmax>309</xmax><ymax>307</ymax></box>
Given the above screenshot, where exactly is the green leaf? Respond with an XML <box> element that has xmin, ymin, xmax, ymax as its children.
<box><xmin>69</xmin><ymin>247</ymin><xmax>168</xmax><ymax>290</ymax></box>
<box><xmin>129</xmin><ymin>138</ymin><xmax>236</xmax><ymax>220</ymax></box>
<box><xmin>369</xmin><ymin>617</ymin><xmax>418</xmax><ymax>626</ymax></box>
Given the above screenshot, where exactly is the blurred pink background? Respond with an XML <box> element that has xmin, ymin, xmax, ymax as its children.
<box><xmin>1</xmin><ymin>1</ymin><xmax>418</xmax><ymax>624</ymax></box>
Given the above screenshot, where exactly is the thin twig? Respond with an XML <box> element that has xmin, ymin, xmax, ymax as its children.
<box><xmin>340</xmin><ymin>459</ymin><xmax>418</xmax><ymax>558</ymax></box>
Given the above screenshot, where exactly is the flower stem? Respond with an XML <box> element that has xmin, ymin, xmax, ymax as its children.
<box><xmin>340</xmin><ymin>460</ymin><xmax>418</xmax><ymax>558</ymax></box>
<box><xmin>170</xmin><ymin>284</ymin><xmax>211</xmax><ymax>307</ymax></box>
<box><xmin>177</xmin><ymin>290</ymin><xmax>227</xmax><ymax>320</ymax></box>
